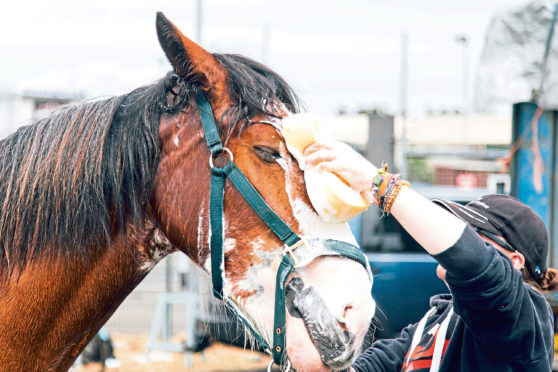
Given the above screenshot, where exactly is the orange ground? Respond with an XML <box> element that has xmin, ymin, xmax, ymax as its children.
<box><xmin>74</xmin><ymin>334</ymin><xmax>558</xmax><ymax>372</ymax></box>
<box><xmin>75</xmin><ymin>334</ymin><xmax>275</xmax><ymax>372</ymax></box>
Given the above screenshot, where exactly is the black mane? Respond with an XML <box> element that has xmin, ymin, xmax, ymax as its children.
<box><xmin>0</xmin><ymin>53</ymin><xmax>300</xmax><ymax>271</ymax></box>
<box><xmin>214</xmin><ymin>53</ymin><xmax>301</xmax><ymax>139</ymax></box>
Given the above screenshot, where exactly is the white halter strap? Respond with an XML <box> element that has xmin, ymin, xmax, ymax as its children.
<box><xmin>404</xmin><ymin>306</ymin><xmax>454</xmax><ymax>372</ymax></box>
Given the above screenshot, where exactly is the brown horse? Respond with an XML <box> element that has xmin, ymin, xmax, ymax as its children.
<box><xmin>0</xmin><ymin>13</ymin><xmax>375</xmax><ymax>372</ymax></box>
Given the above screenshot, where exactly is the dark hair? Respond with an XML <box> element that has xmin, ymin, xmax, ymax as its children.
<box><xmin>0</xmin><ymin>52</ymin><xmax>301</xmax><ymax>272</ymax></box>
<box><xmin>213</xmin><ymin>53</ymin><xmax>302</xmax><ymax>141</ymax></box>
<box><xmin>523</xmin><ymin>267</ymin><xmax>558</xmax><ymax>293</ymax></box>
<box><xmin>0</xmin><ymin>81</ymin><xmax>165</xmax><ymax>271</ymax></box>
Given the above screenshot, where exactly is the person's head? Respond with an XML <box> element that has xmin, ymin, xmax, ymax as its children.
<box><xmin>433</xmin><ymin>194</ymin><xmax>558</xmax><ymax>293</ymax></box>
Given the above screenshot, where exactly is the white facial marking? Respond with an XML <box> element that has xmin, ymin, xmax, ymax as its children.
<box><xmin>232</xmin><ymin>239</ymin><xmax>281</xmax><ymax>300</ymax></box>
<box><xmin>291</xmin><ymin>199</ymin><xmax>357</xmax><ymax>244</ymax></box>
<box><xmin>225</xmin><ymin>247</ymin><xmax>283</xmax><ymax>346</ymax></box>
<box><xmin>201</xmin><ymin>204</ymin><xmax>229</xmax><ymax>274</ymax></box>
<box><xmin>196</xmin><ymin>113</ymin><xmax>373</xmax><ymax>371</ymax></box>
<box><xmin>276</xmin><ymin>142</ymin><xmax>356</xmax><ymax>244</ymax></box>
<box><xmin>276</xmin><ymin>142</ymin><xmax>297</xmax><ymax>199</ymax></box>
<box><xmin>223</xmin><ymin>237</ymin><xmax>236</xmax><ymax>253</ymax></box>
<box><xmin>195</xmin><ymin>199</ymin><xmax>213</xmax><ymax>272</ymax></box>
<box><xmin>196</xmin><ymin>200</ymin><xmax>206</xmax><ymax>251</ymax></box>
<box><xmin>173</xmin><ymin>135</ymin><xmax>179</xmax><ymax>147</ymax></box>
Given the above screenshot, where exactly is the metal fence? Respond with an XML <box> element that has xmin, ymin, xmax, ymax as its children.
<box><xmin>104</xmin><ymin>252</ymin><xmax>213</xmax><ymax>335</ymax></box>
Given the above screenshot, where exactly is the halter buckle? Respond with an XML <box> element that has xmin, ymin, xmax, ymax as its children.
<box><xmin>282</xmin><ymin>238</ymin><xmax>312</xmax><ymax>268</ymax></box>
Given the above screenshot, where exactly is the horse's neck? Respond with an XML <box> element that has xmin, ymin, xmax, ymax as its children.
<box><xmin>0</xmin><ymin>224</ymin><xmax>174</xmax><ymax>371</ymax></box>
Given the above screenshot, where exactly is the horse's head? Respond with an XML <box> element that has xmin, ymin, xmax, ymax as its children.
<box><xmin>151</xmin><ymin>13</ymin><xmax>375</xmax><ymax>371</ymax></box>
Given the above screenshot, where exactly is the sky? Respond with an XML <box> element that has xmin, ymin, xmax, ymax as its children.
<box><xmin>0</xmin><ymin>0</ymin><xmax>531</xmax><ymax>117</ymax></box>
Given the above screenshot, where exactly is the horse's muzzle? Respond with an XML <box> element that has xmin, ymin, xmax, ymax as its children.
<box><xmin>286</xmin><ymin>277</ymin><xmax>358</xmax><ymax>369</ymax></box>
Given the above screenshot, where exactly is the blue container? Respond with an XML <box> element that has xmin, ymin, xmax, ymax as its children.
<box><xmin>348</xmin><ymin>213</ymin><xmax>362</xmax><ymax>243</ymax></box>
<box><xmin>511</xmin><ymin>103</ymin><xmax>555</xmax><ymax>267</ymax></box>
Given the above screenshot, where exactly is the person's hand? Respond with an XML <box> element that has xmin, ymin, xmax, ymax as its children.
<box><xmin>304</xmin><ymin>141</ymin><xmax>378</xmax><ymax>196</ymax></box>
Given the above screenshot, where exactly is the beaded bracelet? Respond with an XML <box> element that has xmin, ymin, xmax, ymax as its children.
<box><xmin>371</xmin><ymin>163</ymin><xmax>411</xmax><ymax>214</ymax></box>
<box><xmin>383</xmin><ymin>180</ymin><xmax>411</xmax><ymax>214</ymax></box>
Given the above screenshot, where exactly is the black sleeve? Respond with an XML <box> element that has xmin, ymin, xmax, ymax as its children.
<box><xmin>433</xmin><ymin>225</ymin><xmax>551</xmax><ymax>360</ymax></box>
<box><xmin>352</xmin><ymin>322</ymin><xmax>416</xmax><ymax>372</ymax></box>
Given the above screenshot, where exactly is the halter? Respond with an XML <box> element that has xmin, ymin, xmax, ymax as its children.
<box><xmin>197</xmin><ymin>88</ymin><xmax>370</xmax><ymax>369</ymax></box>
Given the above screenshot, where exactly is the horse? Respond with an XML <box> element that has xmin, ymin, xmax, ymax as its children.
<box><xmin>0</xmin><ymin>12</ymin><xmax>375</xmax><ymax>372</ymax></box>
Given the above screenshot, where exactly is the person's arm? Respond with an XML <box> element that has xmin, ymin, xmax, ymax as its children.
<box><xmin>434</xmin><ymin>225</ymin><xmax>549</xmax><ymax>357</ymax></box>
<box><xmin>351</xmin><ymin>323</ymin><xmax>417</xmax><ymax>372</ymax></box>
<box><xmin>304</xmin><ymin>141</ymin><xmax>552</xmax><ymax>362</ymax></box>
<box><xmin>304</xmin><ymin>142</ymin><xmax>466</xmax><ymax>255</ymax></box>
<box><xmin>389</xmin><ymin>187</ymin><xmax>465</xmax><ymax>255</ymax></box>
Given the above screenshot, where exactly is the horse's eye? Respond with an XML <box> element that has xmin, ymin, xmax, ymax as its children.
<box><xmin>254</xmin><ymin>146</ymin><xmax>281</xmax><ymax>163</ymax></box>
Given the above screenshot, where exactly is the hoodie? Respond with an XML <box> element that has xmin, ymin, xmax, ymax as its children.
<box><xmin>352</xmin><ymin>225</ymin><xmax>554</xmax><ymax>372</ymax></box>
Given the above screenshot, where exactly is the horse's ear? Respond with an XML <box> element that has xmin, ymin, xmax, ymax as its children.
<box><xmin>156</xmin><ymin>12</ymin><xmax>227</xmax><ymax>88</ymax></box>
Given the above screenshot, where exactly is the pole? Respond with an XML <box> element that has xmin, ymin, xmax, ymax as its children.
<box><xmin>261</xmin><ymin>23</ymin><xmax>270</xmax><ymax>65</ymax></box>
<box><xmin>454</xmin><ymin>34</ymin><xmax>469</xmax><ymax>147</ymax></box>
<box><xmin>461</xmin><ymin>38</ymin><xmax>468</xmax><ymax>118</ymax></box>
<box><xmin>196</xmin><ymin>0</ymin><xmax>203</xmax><ymax>44</ymax></box>
<box><xmin>399</xmin><ymin>32</ymin><xmax>408</xmax><ymax>179</ymax></box>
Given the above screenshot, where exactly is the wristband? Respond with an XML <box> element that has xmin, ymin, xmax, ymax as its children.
<box><xmin>371</xmin><ymin>163</ymin><xmax>411</xmax><ymax>214</ymax></box>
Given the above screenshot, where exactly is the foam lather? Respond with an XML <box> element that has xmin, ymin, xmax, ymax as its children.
<box><xmin>281</xmin><ymin>113</ymin><xmax>370</xmax><ymax>222</ymax></box>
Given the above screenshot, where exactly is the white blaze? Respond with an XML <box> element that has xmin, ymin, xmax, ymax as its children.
<box><xmin>276</xmin><ymin>143</ymin><xmax>356</xmax><ymax>245</ymax></box>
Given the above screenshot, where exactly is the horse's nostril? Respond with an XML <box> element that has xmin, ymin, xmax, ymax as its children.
<box><xmin>337</xmin><ymin>304</ymin><xmax>353</xmax><ymax>331</ymax></box>
<box><xmin>344</xmin><ymin>304</ymin><xmax>353</xmax><ymax>318</ymax></box>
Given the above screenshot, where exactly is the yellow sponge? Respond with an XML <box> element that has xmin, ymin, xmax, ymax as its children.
<box><xmin>281</xmin><ymin>114</ymin><xmax>370</xmax><ymax>223</ymax></box>
<box><xmin>281</xmin><ymin>113</ymin><xmax>326</xmax><ymax>159</ymax></box>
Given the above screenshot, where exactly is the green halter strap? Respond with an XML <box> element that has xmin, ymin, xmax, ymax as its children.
<box><xmin>196</xmin><ymin>88</ymin><xmax>368</xmax><ymax>368</ymax></box>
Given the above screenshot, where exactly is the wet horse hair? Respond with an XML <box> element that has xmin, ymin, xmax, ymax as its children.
<box><xmin>0</xmin><ymin>15</ymin><xmax>375</xmax><ymax>371</ymax></box>
<box><xmin>0</xmin><ymin>53</ymin><xmax>300</xmax><ymax>274</ymax></box>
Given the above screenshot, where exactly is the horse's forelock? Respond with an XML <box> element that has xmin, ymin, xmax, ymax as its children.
<box><xmin>213</xmin><ymin>53</ymin><xmax>302</xmax><ymax>139</ymax></box>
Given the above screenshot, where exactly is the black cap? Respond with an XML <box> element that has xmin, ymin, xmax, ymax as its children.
<box><xmin>432</xmin><ymin>194</ymin><xmax>548</xmax><ymax>282</ymax></box>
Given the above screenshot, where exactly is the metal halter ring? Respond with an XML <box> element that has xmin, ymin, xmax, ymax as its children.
<box><xmin>268</xmin><ymin>359</ymin><xmax>291</xmax><ymax>372</ymax></box>
<box><xmin>209</xmin><ymin>147</ymin><xmax>234</xmax><ymax>169</ymax></box>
